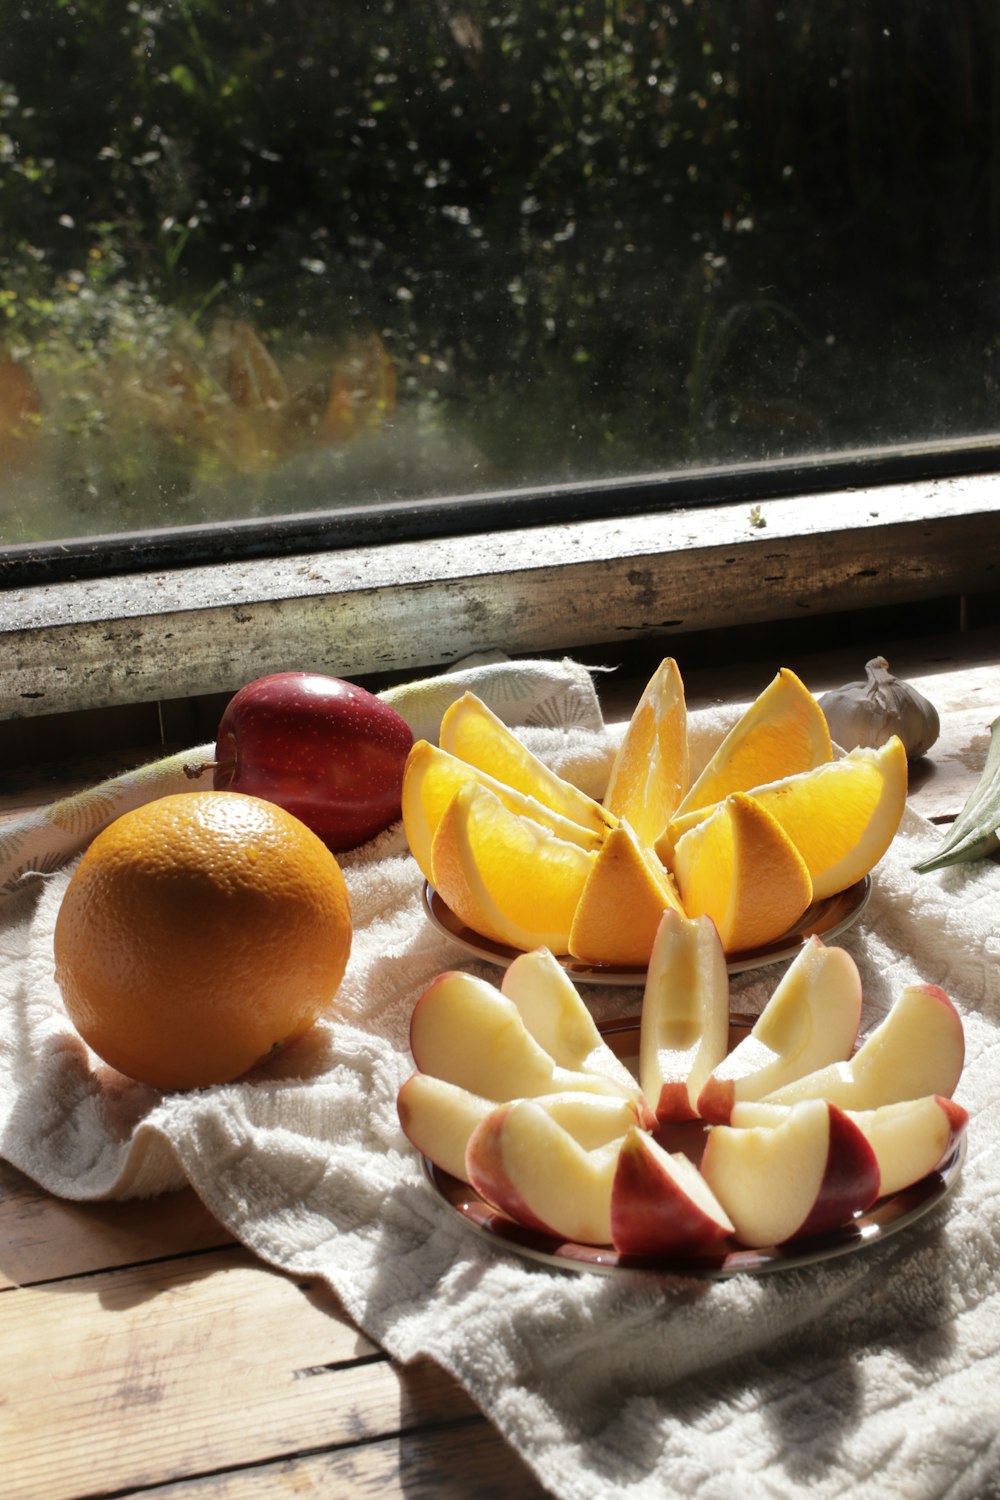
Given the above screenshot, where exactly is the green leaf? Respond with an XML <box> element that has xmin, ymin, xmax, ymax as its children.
<box><xmin>169</xmin><ymin>64</ymin><xmax>198</xmax><ymax>96</ymax></box>
<box><xmin>914</xmin><ymin>714</ymin><xmax>1000</xmax><ymax>873</ymax></box>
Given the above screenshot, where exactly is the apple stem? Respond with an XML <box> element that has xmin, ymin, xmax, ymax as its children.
<box><xmin>183</xmin><ymin>756</ymin><xmax>218</xmax><ymax>780</ymax></box>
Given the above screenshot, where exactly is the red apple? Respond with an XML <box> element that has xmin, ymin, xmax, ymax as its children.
<box><xmin>465</xmin><ymin>1100</ymin><xmax>620</xmax><ymax>1244</ymax></box>
<box><xmin>397</xmin><ymin>1072</ymin><xmax>643</xmax><ymax>1185</ymax></box>
<box><xmin>696</xmin><ymin>936</ymin><xmax>862</xmax><ymax>1124</ymax></box>
<box><xmin>409</xmin><ymin>969</ymin><xmax>647</xmax><ymax>1108</ymax></box>
<box><xmin>213</xmin><ymin>671</ymin><xmax>413</xmax><ymax>852</ymax></box>
<box><xmin>759</xmin><ymin>983</ymin><xmax>966</xmax><ymax>1111</ymax></box>
<box><xmin>700</xmin><ymin>1099</ymin><xmax>881</xmax><ymax>1246</ymax></box>
<box><xmin>731</xmin><ymin>1094</ymin><xmax>969</xmax><ymax>1198</ymax></box>
<box><xmin>639</xmin><ymin>908</ymin><xmax>729</xmax><ymax>1125</ymax></box>
<box><xmin>610</xmin><ymin>1127</ymin><xmax>735</xmax><ymax>1256</ymax></box>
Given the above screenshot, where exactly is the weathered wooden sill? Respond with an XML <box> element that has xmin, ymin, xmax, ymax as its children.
<box><xmin>2</xmin><ymin>472</ymin><xmax>999</xmax><ymax>722</ymax></box>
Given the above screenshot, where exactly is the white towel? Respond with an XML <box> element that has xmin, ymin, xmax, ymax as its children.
<box><xmin>1</xmin><ymin>656</ymin><xmax>999</xmax><ymax>1500</ymax></box>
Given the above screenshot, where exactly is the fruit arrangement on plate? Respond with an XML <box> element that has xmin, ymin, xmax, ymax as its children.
<box><xmin>401</xmin><ymin>659</ymin><xmax>908</xmax><ymax>967</ymax></box>
<box><xmin>398</xmin><ymin>913</ymin><xmax>967</xmax><ymax>1259</ymax></box>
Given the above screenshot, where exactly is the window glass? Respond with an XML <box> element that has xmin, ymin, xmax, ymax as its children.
<box><xmin>2</xmin><ymin>2</ymin><xmax>998</xmax><ymax>549</ymax></box>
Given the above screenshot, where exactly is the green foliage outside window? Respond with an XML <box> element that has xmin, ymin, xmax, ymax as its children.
<box><xmin>1</xmin><ymin>1</ymin><xmax>998</xmax><ymax>542</ymax></box>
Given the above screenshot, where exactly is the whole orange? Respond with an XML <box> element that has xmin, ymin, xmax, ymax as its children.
<box><xmin>53</xmin><ymin>790</ymin><xmax>352</xmax><ymax>1090</ymax></box>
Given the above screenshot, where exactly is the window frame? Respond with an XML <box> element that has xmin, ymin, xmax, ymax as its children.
<box><xmin>3</xmin><ymin>465</ymin><xmax>999</xmax><ymax>721</ymax></box>
<box><xmin>3</xmin><ymin>433</ymin><xmax>1000</xmax><ymax>589</ymax></box>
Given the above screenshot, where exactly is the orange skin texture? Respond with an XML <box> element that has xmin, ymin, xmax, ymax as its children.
<box><xmin>54</xmin><ymin>791</ymin><xmax>352</xmax><ymax>1091</ymax></box>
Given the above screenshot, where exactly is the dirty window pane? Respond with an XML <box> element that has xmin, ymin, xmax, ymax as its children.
<box><xmin>1</xmin><ymin>2</ymin><xmax>997</xmax><ymax>548</ymax></box>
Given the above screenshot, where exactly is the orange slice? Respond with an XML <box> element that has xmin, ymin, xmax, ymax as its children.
<box><xmin>740</xmin><ymin>737</ymin><xmax>908</xmax><ymax>900</ymax></box>
<box><xmin>673</xmin><ymin>668</ymin><xmax>832</xmax><ymax>821</ymax></box>
<box><xmin>430</xmin><ymin>780</ymin><xmax>595</xmax><ymax>954</ymax></box>
<box><xmin>568</xmin><ymin>820</ymin><xmax>685</xmax><ymax>966</ymax></box>
<box><xmin>402</xmin><ymin>739</ymin><xmax>603</xmax><ymax>886</ymax></box>
<box><xmin>667</xmin><ymin>737</ymin><xmax>907</xmax><ymax>902</ymax></box>
<box><xmin>439</xmin><ymin>693</ymin><xmax>614</xmax><ymax>837</ymax></box>
<box><xmin>672</xmin><ymin>792</ymin><xmax>814</xmax><ymax>954</ymax></box>
<box><xmin>602</xmin><ymin>657</ymin><xmax>689</xmax><ymax>847</ymax></box>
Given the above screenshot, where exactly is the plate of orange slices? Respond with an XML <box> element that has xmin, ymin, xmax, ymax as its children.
<box><xmin>401</xmin><ymin>659</ymin><xmax>906</xmax><ymax>971</ymax></box>
<box><xmin>423</xmin><ymin>874</ymin><xmax>871</xmax><ymax>982</ymax></box>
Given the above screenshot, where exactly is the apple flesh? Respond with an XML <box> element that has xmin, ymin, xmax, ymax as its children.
<box><xmin>500</xmin><ymin>946</ymin><xmax>653</xmax><ymax>1122</ymax></box>
<box><xmin>696</xmin><ymin>936</ymin><xmax>862</xmax><ymax>1123</ymax></box>
<box><xmin>409</xmin><ymin>970</ymin><xmax>644</xmax><ymax>1106</ymax></box>
<box><xmin>731</xmin><ymin>1094</ymin><xmax>969</xmax><ymax>1197</ymax></box>
<box><xmin>397</xmin><ymin>1072</ymin><xmax>643</xmax><ymax>1183</ymax></box>
<box><xmin>700</xmin><ymin>1099</ymin><xmax>881</xmax><ymax>1247</ymax></box>
<box><xmin>610</xmin><ymin>1127</ymin><xmax>734</xmax><ymax>1256</ymax></box>
<box><xmin>639</xmin><ymin>908</ymin><xmax>729</xmax><ymax>1124</ymax></box>
<box><xmin>213</xmin><ymin>671</ymin><xmax>413</xmax><ymax>852</ymax></box>
<box><xmin>760</xmin><ymin>983</ymin><xmax>966</xmax><ymax>1111</ymax></box>
<box><xmin>465</xmin><ymin>1100</ymin><xmax>619</xmax><ymax>1244</ymax></box>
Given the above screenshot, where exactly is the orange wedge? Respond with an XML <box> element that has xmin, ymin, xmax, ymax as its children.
<box><xmin>740</xmin><ymin>737</ymin><xmax>908</xmax><ymax>900</ymax></box>
<box><xmin>402</xmin><ymin>739</ymin><xmax>604</xmax><ymax>886</ymax></box>
<box><xmin>673</xmin><ymin>668</ymin><xmax>832</xmax><ymax>820</ymax></box>
<box><xmin>568</xmin><ymin>820</ymin><xmax>685</xmax><ymax>966</ymax></box>
<box><xmin>672</xmin><ymin>792</ymin><xmax>814</xmax><ymax>954</ymax></box>
<box><xmin>602</xmin><ymin>657</ymin><xmax>689</xmax><ymax>847</ymax></box>
<box><xmin>439</xmin><ymin>692</ymin><xmax>614</xmax><ymax>837</ymax></box>
<box><xmin>667</xmin><ymin>737</ymin><xmax>907</xmax><ymax>902</ymax></box>
<box><xmin>430</xmin><ymin>780</ymin><xmax>595</xmax><ymax>954</ymax></box>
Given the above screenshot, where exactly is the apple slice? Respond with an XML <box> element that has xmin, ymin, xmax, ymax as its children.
<box><xmin>398</xmin><ymin>1073</ymin><xmax>494</xmax><ymax>1182</ymax></box>
<box><xmin>696</xmin><ymin>936</ymin><xmax>862</xmax><ymax>1123</ymax></box>
<box><xmin>500</xmin><ymin>947</ymin><xmax>652</xmax><ymax>1121</ymax></box>
<box><xmin>409</xmin><ymin>970</ymin><xmax>641</xmax><ymax>1104</ymax></box>
<box><xmin>700</xmin><ymin>1098</ymin><xmax>881</xmax><ymax>1247</ymax></box>
<box><xmin>731</xmin><ymin>1094</ymin><xmax>969</xmax><ymax>1197</ymax></box>
<box><xmin>397</xmin><ymin>1072</ymin><xmax>643</xmax><ymax>1184</ymax></box>
<box><xmin>638</xmin><ymin>908</ymin><xmax>729</xmax><ymax>1124</ymax></box>
<box><xmin>610</xmin><ymin>1126</ymin><xmax>734</xmax><ymax>1256</ymax></box>
<box><xmin>760</xmin><ymin>983</ymin><xmax>966</xmax><ymax>1111</ymax></box>
<box><xmin>465</xmin><ymin>1100</ymin><xmax>619</xmax><ymax>1245</ymax></box>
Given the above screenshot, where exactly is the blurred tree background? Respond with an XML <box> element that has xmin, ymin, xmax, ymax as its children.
<box><xmin>2</xmin><ymin>0</ymin><xmax>999</xmax><ymax>540</ymax></box>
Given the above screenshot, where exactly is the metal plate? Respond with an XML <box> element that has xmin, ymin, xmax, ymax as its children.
<box><xmin>423</xmin><ymin>875</ymin><xmax>871</xmax><ymax>984</ymax></box>
<box><xmin>423</xmin><ymin>1012</ymin><xmax>965</xmax><ymax>1279</ymax></box>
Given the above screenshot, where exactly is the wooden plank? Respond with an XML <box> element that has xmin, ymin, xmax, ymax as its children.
<box><xmin>4</xmin><ymin>477</ymin><xmax>999</xmax><ymax>718</ymax></box>
<box><xmin>0</xmin><ymin>1160</ymin><xmax>231</xmax><ymax>1290</ymax></box>
<box><xmin>3</xmin><ymin>630</ymin><xmax>997</xmax><ymax>833</ymax></box>
<box><xmin>134</xmin><ymin>1416</ymin><xmax>552</xmax><ymax>1499</ymax></box>
<box><xmin>0</xmin><ymin>1249</ymin><xmax>477</xmax><ymax>1500</ymax></box>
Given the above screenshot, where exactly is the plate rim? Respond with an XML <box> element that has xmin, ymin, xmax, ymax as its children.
<box><xmin>426</xmin><ymin>1138</ymin><xmax>966</xmax><ymax>1279</ymax></box>
<box><xmin>423</xmin><ymin>874</ymin><xmax>872</xmax><ymax>983</ymax></box>
<box><xmin>422</xmin><ymin>1010</ymin><xmax>965</xmax><ymax>1280</ymax></box>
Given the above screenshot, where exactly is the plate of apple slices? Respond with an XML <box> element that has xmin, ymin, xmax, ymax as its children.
<box><xmin>397</xmin><ymin>911</ymin><xmax>968</xmax><ymax>1277</ymax></box>
<box><xmin>423</xmin><ymin>875</ymin><xmax>872</xmax><ymax>982</ymax></box>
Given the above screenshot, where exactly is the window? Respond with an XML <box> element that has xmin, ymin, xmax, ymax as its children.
<box><xmin>2</xmin><ymin>4</ymin><xmax>999</xmax><ymax>719</ymax></box>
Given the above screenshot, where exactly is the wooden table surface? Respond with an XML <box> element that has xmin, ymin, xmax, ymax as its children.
<box><xmin>2</xmin><ymin>629</ymin><xmax>998</xmax><ymax>1500</ymax></box>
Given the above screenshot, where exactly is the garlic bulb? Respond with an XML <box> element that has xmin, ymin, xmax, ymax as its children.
<box><xmin>818</xmin><ymin>657</ymin><xmax>940</xmax><ymax>760</ymax></box>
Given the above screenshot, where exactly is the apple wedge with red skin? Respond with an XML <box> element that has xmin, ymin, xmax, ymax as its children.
<box><xmin>409</xmin><ymin>969</ymin><xmax>648</xmax><ymax>1109</ymax></box>
<box><xmin>760</xmin><ymin>983</ymin><xmax>965</xmax><ymax>1111</ymax></box>
<box><xmin>639</xmin><ymin>908</ymin><xmax>729</xmax><ymax>1124</ymax></box>
<box><xmin>465</xmin><ymin>1100</ymin><xmax>620</xmax><ymax>1244</ymax></box>
<box><xmin>500</xmin><ymin>947</ymin><xmax>654</xmax><ymax>1122</ymax></box>
<box><xmin>397</xmin><ymin>1072</ymin><xmax>644</xmax><ymax>1185</ymax></box>
<box><xmin>731</xmin><ymin>1094</ymin><xmax>969</xmax><ymax>1198</ymax></box>
<box><xmin>696</xmin><ymin>936</ymin><xmax>862</xmax><ymax>1124</ymax></box>
<box><xmin>610</xmin><ymin>1127</ymin><xmax>735</xmax><ymax>1256</ymax></box>
<box><xmin>213</xmin><ymin>671</ymin><xmax>413</xmax><ymax>853</ymax></box>
<box><xmin>700</xmin><ymin>1099</ymin><xmax>881</xmax><ymax>1247</ymax></box>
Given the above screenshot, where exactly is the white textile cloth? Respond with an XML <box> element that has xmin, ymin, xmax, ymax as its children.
<box><xmin>1</xmin><ymin>656</ymin><xmax>999</xmax><ymax>1500</ymax></box>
